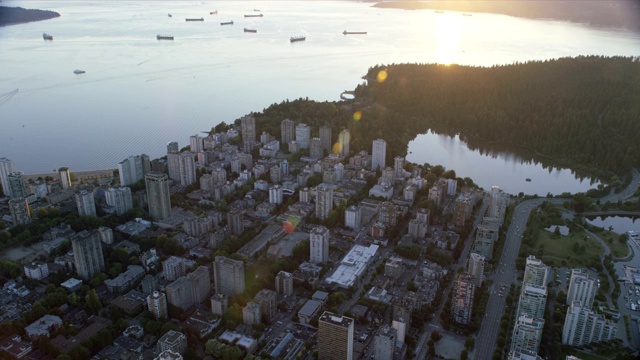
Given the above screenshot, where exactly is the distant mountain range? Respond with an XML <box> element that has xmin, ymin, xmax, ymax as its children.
<box><xmin>0</xmin><ymin>6</ymin><xmax>60</xmax><ymax>27</ymax></box>
<box><xmin>374</xmin><ymin>0</ymin><xmax>640</xmax><ymax>32</ymax></box>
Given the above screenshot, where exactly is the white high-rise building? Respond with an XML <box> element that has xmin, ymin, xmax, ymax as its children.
<box><xmin>315</xmin><ymin>184</ymin><xmax>334</xmax><ymax>220</ymax></box>
<box><xmin>59</xmin><ymin>167</ymin><xmax>72</xmax><ymax>190</ymax></box>
<box><xmin>167</xmin><ymin>152</ymin><xmax>181</xmax><ymax>181</ymax></box>
<box><xmin>118</xmin><ymin>155</ymin><xmax>150</xmax><ymax>186</ymax></box>
<box><xmin>269</xmin><ymin>185</ymin><xmax>283</xmax><ymax>204</ymax></box>
<box><xmin>310</xmin><ymin>137</ymin><xmax>323</xmax><ymax>159</ymax></box>
<box><xmin>562</xmin><ymin>300</ymin><xmax>618</xmax><ymax>346</ymax></box>
<box><xmin>467</xmin><ymin>253</ymin><xmax>485</xmax><ymax>287</ymax></box>
<box><xmin>310</xmin><ymin>225</ymin><xmax>330</xmax><ymax>264</ymax></box>
<box><xmin>511</xmin><ymin>314</ymin><xmax>544</xmax><ymax>354</ymax></box>
<box><xmin>517</xmin><ymin>284</ymin><xmax>547</xmax><ymax>320</ymax></box>
<box><xmin>147</xmin><ymin>291</ymin><xmax>168</xmax><ymax>320</ymax></box>
<box><xmin>0</xmin><ymin>157</ymin><xmax>14</xmax><ymax>197</ymax></box>
<box><xmin>373</xmin><ymin>326</ymin><xmax>397</xmax><ymax>360</ymax></box>
<box><xmin>344</xmin><ymin>205</ymin><xmax>361</xmax><ymax>230</ymax></box>
<box><xmin>566</xmin><ymin>269</ymin><xmax>597</xmax><ymax>310</ymax></box>
<box><xmin>371</xmin><ymin>139</ymin><xmax>387</xmax><ymax>171</ymax></box>
<box><xmin>167</xmin><ymin>141</ymin><xmax>179</xmax><ymax>154</ymax></box>
<box><xmin>295</xmin><ymin>123</ymin><xmax>311</xmax><ymax>149</ymax></box>
<box><xmin>6</xmin><ymin>172</ymin><xmax>27</xmax><ymax>199</ymax></box>
<box><xmin>178</xmin><ymin>152</ymin><xmax>196</xmax><ymax>186</ymax></box>
<box><xmin>75</xmin><ymin>190</ymin><xmax>96</xmax><ymax>217</ymax></box>
<box><xmin>523</xmin><ymin>255</ymin><xmax>548</xmax><ymax>287</ymax></box>
<box><xmin>105</xmin><ymin>187</ymin><xmax>133</xmax><ymax>215</ymax></box>
<box><xmin>190</xmin><ymin>135</ymin><xmax>204</xmax><ymax>153</ymax></box>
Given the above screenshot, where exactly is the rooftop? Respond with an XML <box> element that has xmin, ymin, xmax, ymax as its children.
<box><xmin>319</xmin><ymin>311</ymin><xmax>353</xmax><ymax>328</ymax></box>
<box><xmin>325</xmin><ymin>244</ymin><xmax>379</xmax><ymax>288</ymax></box>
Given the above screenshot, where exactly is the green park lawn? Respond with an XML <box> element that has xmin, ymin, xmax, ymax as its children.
<box><xmin>596</xmin><ymin>230</ymin><xmax>631</xmax><ymax>259</ymax></box>
<box><xmin>534</xmin><ymin>228</ymin><xmax>604</xmax><ymax>268</ymax></box>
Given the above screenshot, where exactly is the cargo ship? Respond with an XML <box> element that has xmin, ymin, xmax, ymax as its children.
<box><xmin>220</xmin><ymin>20</ymin><xmax>234</xmax><ymax>25</ymax></box>
<box><xmin>244</xmin><ymin>28</ymin><xmax>257</xmax><ymax>33</ymax></box>
<box><xmin>73</xmin><ymin>69</ymin><xmax>85</xmax><ymax>74</ymax></box>
<box><xmin>343</xmin><ymin>31</ymin><xmax>367</xmax><ymax>35</ymax></box>
<box><xmin>244</xmin><ymin>14</ymin><xmax>263</xmax><ymax>17</ymax></box>
<box><xmin>43</xmin><ymin>33</ymin><xmax>53</xmax><ymax>40</ymax></box>
<box><xmin>157</xmin><ymin>35</ymin><xmax>174</xmax><ymax>40</ymax></box>
<box><xmin>290</xmin><ymin>36</ymin><xmax>305</xmax><ymax>43</ymax></box>
<box><xmin>185</xmin><ymin>17</ymin><xmax>204</xmax><ymax>21</ymax></box>
<box><xmin>210</xmin><ymin>11</ymin><xmax>218</xmax><ymax>14</ymax></box>
<box><xmin>168</xmin><ymin>13</ymin><xmax>172</xmax><ymax>17</ymax></box>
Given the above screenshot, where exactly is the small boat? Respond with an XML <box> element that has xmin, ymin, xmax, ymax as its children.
<box><xmin>244</xmin><ymin>14</ymin><xmax>263</xmax><ymax>18</ymax></box>
<box><xmin>168</xmin><ymin>13</ymin><xmax>172</xmax><ymax>17</ymax></box>
<box><xmin>220</xmin><ymin>21</ymin><xmax>234</xmax><ymax>25</ymax></box>
<box><xmin>525</xmin><ymin>178</ymin><xmax>532</xmax><ymax>182</ymax></box>
<box><xmin>73</xmin><ymin>69</ymin><xmax>85</xmax><ymax>74</ymax></box>
<box><xmin>290</xmin><ymin>36</ymin><xmax>305</xmax><ymax>43</ymax></box>
<box><xmin>157</xmin><ymin>35</ymin><xmax>174</xmax><ymax>40</ymax></box>
<box><xmin>210</xmin><ymin>11</ymin><xmax>218</xmax><ymax>15</ymax></box>
<box><xmin>244</xmin><ymin>28</ymin><xmax>257</xmax><ymax>33</ymax></box>
<box><xmin>185</xmin><ymin>17</ymin><xmax>204</xmax><ymax>21</ymax></box>
<box><xmin>43</xmin><ymin>33</ymin><xmax>53</xmax><ymax>40</ymax></box>
<box><xmin>343</xmin><ymin>31</ymin><xmax>367</xmax><ymax>35</ymax></box>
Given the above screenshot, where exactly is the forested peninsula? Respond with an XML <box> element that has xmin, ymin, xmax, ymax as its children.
<box><xmin>0</xmin><ymin>6</ymin><xmax>60</xmax><ymax>27</ymax></box>
<box><xmin>373</xmin><ymin>1</ymin><xmax>640</xmax><ymax>32</ymax></box>
<box><xmin>252</xmin><ymin>56</ymin><xmax>640</xmax><ymax>181</ymax></box>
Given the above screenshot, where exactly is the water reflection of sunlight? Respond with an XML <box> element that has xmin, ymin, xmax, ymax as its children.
<box><xmin>435</xmin><ymin>15</ymin><xmax>462</xmax><ymax>65</ymax></box>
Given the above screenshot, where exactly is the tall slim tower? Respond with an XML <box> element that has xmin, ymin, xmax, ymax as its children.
<box><xmin>319</xmin><ymin>126</ymin><xmax>332</xmax><ymax>155</ymax></box>
<box><xmin>241</xmin><ymin>115</ymin><xmax>256</xmax><ymax>143</ymax></box>
<box><xmin>0</xmin><ymin>157</ymin><xmax>14</xmax><ymax>197</ymax></box>
<box><xmin>467</xmin><ymin>253</ymin><xmax>485</xmax><ymax>287</ymax></box>
<box><xmin>105</xmin><ymin>187</ymin><xmax>133</xmax><ymax>215</ymax></box>
<box><xmin>338</xmin><ymin>129</ymin><xmax>350</xmax><ymax>156</ymax></box>
<box><xmin>8</xmin><ymin>197</ymin><xmax>31</xmax><ymax>225</ymax></box>
<box><xmin>281</xmin><ymin>118</ymin><xmax>295</xmax><ymax>145</ymax></box>
<box><xmin>315</xmin><ymin>184</ymin><xmax>334</xmax><ymax>220</ymax></box>
<box><xmin>167</xmin><ymin>141</ymin><xmax>179</xmax><ymax>154</ymax></box>
<box><xmin>6</xmin><ymin>172</ymin><xmax>27</xmax><ymax>199</ymax></box>
<box><xmin>295</xmin><ymin>123</ymin><xmax>311</xmax><ymax>149</ymax></box>
<box><xmin>310</xmin><ymin>138</ymin><xmax>323</xmax><ymax>159</ymax></box>
<box><xmin>566</xmin><ymin>269</ymin><xmax>597</xmax><ymax>310</ymax></box>
<box><xmin>59</xmin><ymin>167</ymin><xmax>72</xmax><ymax>190</ymax></box>
<box><xmin>394</xmin><ymin>156</ymin><xmax>404</xmax><ymax>178</ymax></box>
<box><xmin>318</xmin><ymin>311</ymin><xmax>354</xmax><ymax>360</ymax></box>
<box><xmin>178</xmin><ymin>152</ymin><xmax>196</xmax><ymax>186</ymax></box>
<box><xmin>75</xmin><ymin>190</ymin><xmax>96</xmax><ymax>217</ymax></box>
<box><xmin>145</xmin><ymin>172</ymin><xmax>172</xmax><ymax>220</ymax></box>
<box><xmin>71</xmin><ymin>230</ymin><xmax>105</xmax><ymax>280</ymax></box>
<box><xmin>310</xmin><ymin>225</ymin><xmax>330</xmax><ymax>264</ymax></box>
<box><xmin>213</xmin><ymin>256</ymin><xmax>245</xmax><ymax>297</ymax></box>
<box><xmin>451</xmin><ymin>274</ymin><xmax>475</xmax><ymax>325</ymax></box>
<box><xmin>371</xmin><ymin>139</ymin><xmax>387</xmax><ymax>171</ymax></box>
<box><xmin>147</xmin><ymin>291</ymin><xmax>168</xmax><ymax>320</ymax></box>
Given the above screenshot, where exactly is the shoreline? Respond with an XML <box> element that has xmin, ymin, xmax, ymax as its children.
<box><xmin>0</xmin><ymin>6</ymin><xmax>60</xmax><ymax>27</ymax></box>
<box><xmin>22</xmin><ymin>169</ymin><xmax>116</xmax><ymax>182</ymax></box>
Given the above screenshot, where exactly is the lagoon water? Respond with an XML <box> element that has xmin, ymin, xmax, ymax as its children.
<box><xmin>1</xmin><ymin>1</ymin><xmax>639</xmax><ymax>191</ymax></box>
<box><xmin>585</xmin><ymin>216</ymin><xmax>640</xmax><ymax>235</ymax></box>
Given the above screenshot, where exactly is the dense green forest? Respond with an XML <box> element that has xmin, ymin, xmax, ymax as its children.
<box><xmin>0</xmin><ymin>6</ymin><xmax>60</xmax><ymax>26</ymax></box>
<box><xmin>251</xmin><ymin>57</ymin><xmax>640</xmax><ymax>181</ymax></box>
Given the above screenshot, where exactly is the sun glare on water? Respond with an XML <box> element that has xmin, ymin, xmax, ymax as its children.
<box><xmin>435</xmin><ymin>14</ymin><xmax>462</xmax><ymax>65</ymax></box>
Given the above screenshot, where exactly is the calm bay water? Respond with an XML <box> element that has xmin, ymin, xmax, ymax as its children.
<box><xmin>1</xmin><ymin>1</ymin><xmax>639</xmax><ymax>192</ymax></box>
<box><xmin>585</xmin><ymin>216</ymin><xmax>640</xmax><ymax>235</ymax></box>
<box><xmin>406</xmin><ymin>132</ymin><xmax>599</xmax><ymax>195</ymax></box>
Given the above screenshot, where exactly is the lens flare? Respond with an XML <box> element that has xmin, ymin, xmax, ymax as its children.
<box><xmin>333</xmin><ymin>142</ymin><xmax>343</xmax><ymax>154</ymax></box>
<box><xmin>377</xmin><ymin>69</ymin><xmax>388</xmax><ymax>82</ymax></box>
<box><xmin>353</xmin><ymin>111</ymin><xmax>362</xmax><ymax>121</ymax></box>
<box><xmin>282</xmin><ymin>215</ymin><xmax>300</xmax><ymax>233</ymax></box>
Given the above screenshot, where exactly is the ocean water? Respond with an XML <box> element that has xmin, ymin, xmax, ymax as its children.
<box><xmin>1</xmin><ymin>0</ymin><xmax>639</xmax><ymax>181</ymax></box>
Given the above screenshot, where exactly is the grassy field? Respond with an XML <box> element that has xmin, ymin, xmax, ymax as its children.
<box><xmin>534</xmin><ymin>228</ymin><xmax>604</xmax><ymax>268</ymax></box>
<box><xmin>594</xmin><ymin>230</ymin><xmax>631</xmax><ymax>259</ymax></box>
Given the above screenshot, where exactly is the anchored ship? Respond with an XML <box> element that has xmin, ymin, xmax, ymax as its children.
<box><xmin>220</xmin><ymin>20</ymin><xmax>234</xmax><ymax>25</ymax></box>
<box><xmin>210</xmin><ymin>11</ymin><xmax>218</xmax><ymax>14</ymax></box>
<box><xmin>43</xmin><ymin>33</ymin><xmax>53</xmax><ymax>40</ymax></box>
<box><xmin>73</xmin><ymin>69</ymin><xmax>85</xmax><ymax>74</ymax></box>
<box><xmin>244</xmin><ymin>28</ymin><xmax>257</xmax><ymax>33</ymax></box>
<box><xmin>185</xmin><ymin>17</ymin><xmax>204</xmax><ymax>21</ymax></box>
<box><xmin>244</xmin><ymin>14</ymin><xmax>263</xmax><ymax>18</ymax></box>
<box><xmin>290</xmin><ymin>36</ymin><xmax>305</xmax><ymax>43</ymax></box>
<box><xmin>343</xmin><ymin>31</ymin><xmax>367</xmax><ymax>35</ymax></box>
<box><xmin>156</xmin><ymin>35</ymin><xmax>174</xmax><ymax>40</ymax></box>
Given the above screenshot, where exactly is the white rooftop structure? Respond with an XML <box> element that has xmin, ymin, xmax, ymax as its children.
<box><xmin>325</xmin><ymin>244</ymin><xmax>379</xmax><ymax>288</ymax></box>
